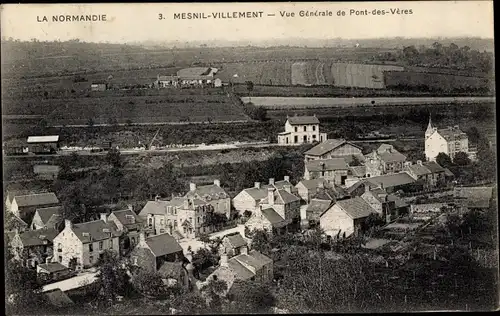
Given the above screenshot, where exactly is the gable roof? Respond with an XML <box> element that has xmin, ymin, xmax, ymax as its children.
<box><xmin>287</xmin><ymin>115</ymin><xmax>320</xmax><ymax>125</ymax></box>
<box><xmin>224</xmin><ymin>233</ymin><xmax>247</xmax><ymax>249</ymax></box>
<box><xmin>350</xmin><ymin>166</ymin><xmax>367</xmax><ymax>177</ymax></box>
<box><xmin>27</xmin><ymin>136</ymin><xmax>59</xmax><ymax>143</ymax></box>
<box><xmin>139</xmin><ymin>198</ymin><xmax>184</xmax><ymax>216</ymax></box>
<box><xmin>158</xmin><ymin>75</ymin><xmax>178</xmax><ymax>81</ymax></box>
<box><xmin>454</xmin><ymin>186</ymin><xmax>494</xmax><ymax>208</ymax></box>
<box><xmin>304</xmin><ymin>139</ymin><xmax>362</xmax><ymax>157</ymax></box>
<box><xmin>436</xmin><ymin>127</ymin><xmax>468</xmax><ymax>141</ymax></box>
<box><xmin>406</xmin><ymin>164</ymin><xmax>432</xmax><ymax>177</ymax></box>
<box><xmin>365</xmin><ymin>172</ymin><xmax>416</xmax><ymax>188</ymax></box>
<box><xmin>35</xmin><ymin>206</ymin><xmax>63</xmax><ymax>225</ymax></box>
<box><xmin>227</xmin><ymin>260</ymin><xmax>255</xmax><ymax>281</ymax></box>
<box><xmin>422</xmin><ymin>161</ymin><xmax>446</xmax><ymax>173</ymax></box>
<box><xmin>305</xmin><ymin>158</ymin><xmax>349</xmax><ymax>172</ymax></box>
<box><xmin>5</xmin><ymin>212</ymin><xmax>28</xmax><ymax>230</ymax></box>
<box><xmin>378</xmin><ymin>151</ymin><xmax>407</xmax><ymax>163</ymax></box>
<box><xmin>145</xmin><ymin>233</ymin><xmax>183</xmax><ymax>257</ymax></box>
<box><xmin>307</xmin><ymin>199</ymin><xmax>334</xmax><ymax>220</ymax></box>
<box><xmin>19</xmin><ymin>228</ymin><xmax>59</xmax><ymax>247</ymax></box>
<box><xmin>6</xmin><ymin>189</ymin><xmax>32</xmax><ymax>203</ymax></box>
<box><xmin>365</xmin><ymin>188</ymin><xmax>408</xmax><ymax>209</ymax></box>
<box><xmin>443</xmin><ymin>168</ymin><xmax>455</xmax><ymax>177</ymax></box>
<box><xmin>38</xmin><ymin>262</ymin><xmax>69</xmax><ymax>274</ymax></box>
<box><xmin>240</xmin><ymin>180</ymin><xmax>295</xmax><ymax>202</ymax></box>
<box><xmin>177</xmin><ymin>67</ymin><xmax>213</xmax><ymax>77</ymax></box>
<box><xmin>185</xmin><ymin>184</ymin><xmax>228</xmax><ymax>201</ymax></box>
<box><xmin>71</xmin><ymin>220</ymin><xmax>121</xmax><ymax>243</ymax></box>
<box><xmin>260</xmin><ymin>208</ymin><xmax>288</xmax><ymax>228</ymax></box>
<box><xmin>260</xmin><ymin>189</ymin><xmax>300</xmax><ymax>205</ymax></box>
<box><xmin>110</xmin><ymin>209</ymin><xmax>143</xmax><ymax>228</ymax></box>
<box><xmin>13</xmin><ymin>193</ymin><xmax>59</xmax><ymax>208</ymax></box>
<box><xmin>333</xmin><ymin>197</ymin><xmax>376</xmax><ymax>219</ymax></box>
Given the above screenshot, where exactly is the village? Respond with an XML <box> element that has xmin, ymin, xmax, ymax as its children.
<box><xmin>4</xmin><ymin>112</ymin><xmax>497</xmax><ymax>314</ymax></box>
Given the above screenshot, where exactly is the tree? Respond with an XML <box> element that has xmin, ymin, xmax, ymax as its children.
<box><xmin>192</xmin><ymin>247</ymin><xmax>219</xmax><ymax>272</ymax></box>
<box><xmin>6</xmin><ymin>260</ymin><xmax>46</xmax><ymax>314</ymax></box>
<box><xmin>87</xmin><ymin>118</ymin><xmax>95</xmax><ymax>127</ymax></box>
<box><xmin>250</xmin><ymin>229</ymin><xmax>272</xmax><ymax>255</ymax></box>
<box><xmin>436</xmin><ymin>152</ymin><xmax>454</xmax><ymax>169</ymax></box>
<box><xmin>226</xmin><ymin>280</ymin><xmax>275</xmax><ymax>314</ymax></box>
<box><xmin>453</xmin><ymin>151</ymin><xmax>471</xmax><ymax>166</ymax></box>
<box><xmin>245</xmin><ymin>80</ymin><xmax>254</xmax><ymax>102</ymax></box>
<box><xmin>132</xmin><ymin>270</ymin><xmax>169</xmax><ymax>299</ymax></box>
<box><xmin>106</xmin><ymin>148</ymin><xmax>122</xmax><ymax>168</ymax></box>
<box><xmin>200</xmin><ymin>278</ymin><xmax>228</xmax><ymax>312</ymax></box>
<box><xmin>96</xmin><ymin>250</ymin><xmax>132</xmax><ymax>304</ymax></box>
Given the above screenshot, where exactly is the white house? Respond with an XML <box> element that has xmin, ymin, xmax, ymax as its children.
<box><xmin>425</xmin><ymin>117</ymin><xmax>472</xmax><ymax>162</ymax></box>
<box><xmin>277</xmin><ymin>115</ymin><xmax>327</xmax><ymax>145</ymax></box>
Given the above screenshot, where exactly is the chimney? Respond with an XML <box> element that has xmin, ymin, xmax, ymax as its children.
<box><xmin>254</xmin><ymin>205</ymin><xmax>263</xmax><ymax>217</ymax></box>
<box><xmin>241</xmin><ymin>245</ymin><xmax>248</xmax><ymax>255</ymax></box>
<box><xmin>254</xmin><ymin>182</ymin><xmax>261</xmax><ymax>189</ymax></box>
<box><xmin>214</xmin><ymin>179</ymin><xmax>221</xmax><ymax>187</ymax></box>
<box><xmin>284</xmin><ymin>185</ymin><xmax>292</xmax><ymax>194</ymax></box>
<box><xmin>417</xmin><ymin>160</ymin><xmax>422</xmax><ymax>166</ymax></box>
<box><xmin>284</xmin><ymin>175</ymin><xmax>290</xmax><ymax>182</ymax></box>
<box><xmin>269</xmin><ymin>178</ymin><xmax>275</xmax><ymax>186</ymax></box>
<box><xmin>100</xmin><ymin>213</ymin><xmax>107</xmax><ymax>222</ymax></box>
<box><xmin>45</xmin><ymin>256</ymin><xmax>52</xmax><ymax>264</ymax></box>
<box><xmin>139</xmin><ymin>232</ymin><xmax>146</xmax><ymax>244</ymax></box>
<box><xmin>155</xmin><ymin>195</ymin><xmax>160</xmax><ymax>202</ymax></box>
<box><xmin>379</xmin><ymin>183</ymin><xmax>384</xmax><ymax>190</ymax></box>
<box><xmin>220</xmin><ymin>252</ymin><xmax>229</xmax><ymax>267</ymax></box>
<box><xmin>127</xmin><ymin>204</ymin><xmax>133</xmax><ymax>212</ymax></box>
<box><xmin>189</xmin><ymin>183</ymin><xmax>197</xmax><ymax>191</ymax></box>
<box><xmin>364</xmin><ymin>183</ymin><xmax>371</xmax><ymax>193</ymax></box>
<box><xmin>65</xmin><ymin>219</ymin><xmax>72</xmax><ymax>229</ymax></box>
<box><xmin>267</xmin><ymin>188</ymin><xmax>275</xmax><ymax>205</ymax></box>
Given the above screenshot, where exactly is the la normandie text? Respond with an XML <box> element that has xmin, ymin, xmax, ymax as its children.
<box><xmin>37</xmin><ymin>15</ymin><xmax>107</xmax><ymax>22</ymax></box>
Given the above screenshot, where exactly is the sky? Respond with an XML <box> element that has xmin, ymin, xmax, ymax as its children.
<box><xmin>1</xmin><ymin>2</ymin><xmax>494</xmax><ymax>43</ymax></box>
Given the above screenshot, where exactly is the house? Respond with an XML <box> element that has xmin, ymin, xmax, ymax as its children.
<box><xmin>30</xmin><ymin>206</ymin><xmax>63</xmax><ymax>230</ymax></box>
<box><xmin>184</xmin><ymin>180</ymin><xmax>231</xmax><ymax>219</ymax></box>
<box><xmin>245</xmin><ymin>205</ymin><xmax>290</xmax><ymax>235</ymax></box>
<box><xmin>306</xmin><ymin>198</ymin><xmax>335</xmax><ymax>228</ymax></box>
<box><xmin>454</xmin><ymin>186</ymin><xmax>494</xmax><ymax>210</ymax></box>
<box><xmin>129</xmin><ymin>232</ymin><xmax>184</xmax><ymax>273</ymax></box>
<box><xmin>346</xmin><ymin>181</ymin><xmax>381</xmax><ymax>198</ymax></box>
<box><xmin>27</xmin><ymin>135</ymin><xmax>60</xmax><ymax>154</ymax></box>
<box><xmin>258</xmin><ymin>186</ymin><xmax>301</xmax><ymax>229</ymax></box>
<box><xmin>5</xmin><ymin>212</ymin><xmax>28</xmax><ymax>233</ymax></box>
<box><xmin>34</xmin><ymin>165</ymin><xmax>60</xmax><ymax>180</ymax></box>
<box><xmin>304</xmin><ymin>139</ymin><xmax>364</xmax><ymax>162</ymax></box>
<box><xmin>319</xmin><ymin>197</ymin><xmax>377</xmax><ymax>238</ymax></box>
<box><xmin>219</xmin><ymin>233</ymin><xmax>249</xmax><ymax>257</ymax></box>
<box><xmin>349</xmin><ymin>165</ymin><xmax>367</xmax><ymax>179</ymax></box>
<box><xmin>90</xmin><ymin>82</ymin><xmax>107</xmax><ymax>91</ymax></box>
<box><xmin>52</xmin><ymin>217</ymin><xmax>121</xmax><ymax>270</ymax></box>
<box><xmin>10</xmin><ymin>228</ymin><xmax>59</xmax><ymax>268</ymax></box>
<box><xmin>37</xmin><ymin>261</ymin><xmax>73</xmax><ymax>283</ymax></box>
<box><xmin>201</xmin><ymin>248</ymin><xmax>273</xmax><ymax>295</ymax></box>
<box><xmin>425</xmin><ymin>117</ymin><xmax>472</xmax><ymax>161</ymax></box>
<box><xmin>304</xmin><ymin>158</ymin><xmax>350</xmax><ymax>186</ymax></box>
<box><xmin>10</xmin><ymin>192</ymin><xmax>60</xmax><ymax>223</ymax></box>
<box><xmin>176</xmin><ymin>67</ymin><xmax>218</xmax><ymax>86</ymax></box>
<box><xmin>213</xmin><ymin>78</ymin><xmax>223</xmax><ymax>87</ymax></box>
<box><xmin>5</xmin><ymin>188</ymin><xmax>32</xmax><ymax>212</ymax></box>
<box><xmin>404</xmin><ymin>160</ymin><xmax>447</xmax><ymax>189</ymax></box>
<box><xmin>277</xmin><ymin>115</ymin><xmax>327</xmax><ymax>145</ymax></box>
<box><xmin>295</xmin><ymin>178</ymin><xmax>348</xmax><ymax>203</ymax></box>
<box><xmin>107</xmin><ymin>207</ymin><xmax>144</xmax><ymax>253</ymax></box>
<box><xmin>232</xmin><ymin>176</ymin><xmax>295</xmax><ymax>215</ymax></box>
<box><xmin>362</xmin><ymin>172</ymin><xmax>419</xmax><ymax>194</ymax></box>
<box><xmin>158</xmin><ymin>261</ymin><xmax>191</xmax><ymax>289</ymax></box>
<box><xmin>157</xmin><ymin>75</ymin><xmax>179</xmax><ymax>87</ymax></box>
<box><xmin>364</xmin><ymin>144</ymin><xmax>407</xmax><ymax>176</ymax></box>
<box><xmin>361</xmin><ymin>186</ymin><xmax>408</xmax><ymax>222</ymax></box>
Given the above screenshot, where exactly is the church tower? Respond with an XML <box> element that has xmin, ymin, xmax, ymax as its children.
<box><xmin>425</xmin><ymin>114</ymin><xmax>435</xmax><ymax>140</ymax></box>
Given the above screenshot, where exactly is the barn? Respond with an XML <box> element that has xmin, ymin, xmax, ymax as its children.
<box><xmin>27</xmin><ymin>135</ymin><xmax>60</xmax><ymax>154</ymax></box>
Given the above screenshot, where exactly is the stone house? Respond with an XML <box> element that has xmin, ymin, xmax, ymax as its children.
<box><xmin>9</xmin><ymin>192</ymin><xmax>60</xmax><ymax>223</ymax></box>
<box><xmin>303</xmin><ymin>158</ymin><xmax>350</xmax><ymax>186</ymax></box>
<box><xmin>10</xmin><ymin>228</ymin><xmax>59</xmax><ymax>268</ymax></box>
<box><xmin>404</xmin><ymin>160</ymin><xmax>446</xmax><ymax>189</ymax></box>
<box><xmin>258</xmin><ymin>186</ymin><xmax>301</xmax><ymax>230</ymax></box>
<box><xmin>107</xmin><ymin>208</ymin><xmax>144</xmax><ymax>253</ymax></box>
<box><xmin>37</xmin><ymin>261</ymin><xmax>73</xmax><ymax>283</ymax></box>
<box><xmin>30</xmin><ymin>206</ymin><xmax>63</xmax><ymax>230</ymax></box>
<box><xmin>361</xmin><ymin>186</ymin><xmax>408</xmax><ymax>222</ymax></box>
<box><xmin>425</xmin><ymin>117</ymin><xmax>473</xmax><ymax>162</ymax></box>
<box><xmin>364</xmin><ymin>144</ymin><xmax>407</xmax><ymax>176</ymax></box>
<box><xmin>232</xmin><ymin>176</ymin><xmax>295</xmax><ymax>215</ymax></box>
<box><xmin>52</xmin><ymin>217</ymin><xmax>121</xmax><ymax>270</ymax></box>
<box><xmin>184</xmin><ymin>180</ymin><xmax>231</xmax><ymax>219</ymax></box>
<box><xmin>129</xmin><ymin>232</ymin><xmax>184</xmax><ymax>273</ymax></box>
<box><xmin>245</xmin><ymin>205</ymin><xmax>290</xmax><ymax>235</ymax></box>
<box><xmin>304</xmin><ymin>139</ymin><xmax>364</xmax><ymax>162</ymax></box>
<box><xmin>277</xmin><ymin>115</ymin><xmax>327</xmax><ymax>145</ymax></box>
<box><xmin>218</xmin><ymin>233</ymin><xmax>249</xmax><ymax>258</ymax></box>
<box><xmin>319</xmin><ymin>197</ymin><xmax>376</xmax><ymax>238</ymax></box>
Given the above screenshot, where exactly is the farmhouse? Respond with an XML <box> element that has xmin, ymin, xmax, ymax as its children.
<box><xmin>107</xmin><ymin>208</ymin><xmax>144</xmax><ymax>253</ymax></box>
<box><xmin>277</xmin><ymin>115</ymin><xmax>327</xmax><ymax>145</ymax></box>
<box><xmin>304</xmin><ymin>139</ymin><xmax>363</xmax><ymax>162</ymax></box>
<box><xmin>303</xmin><ymin>158</ymin><xmax>350</xmax><ymax>186</ymax></box>
<box><xmin>27</xmin><ymin>135</ymin><xmax>60</xmax><ymax>154</ymax></box>
<box><xmin>425</xmin><ymin>117</ymin><xmax>473</xmax><ymax>161</ymax></box>
<box><xmin>319</xmin><ymin>197</ymin><xmax>377</xmax><ymax>238</ymax></box>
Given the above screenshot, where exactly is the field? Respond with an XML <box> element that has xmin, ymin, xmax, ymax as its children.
<box><xmin>216</xmin><ymin>61</ymin><xmax>292</xmax><ymax>85</ymax></box>
<box><xmin>241</xmin><ymin>96</ymin><xmax>495</xmax><ymax>109</ymax></box>
<box><xmin>385</xmin><ymin>71</ymin><xmax>492</xmax><ymax>92</ymax></box>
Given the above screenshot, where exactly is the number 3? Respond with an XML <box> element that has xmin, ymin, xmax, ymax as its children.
<box><xmin>158</xmin><ymin>13</ymin><xmax>163</xmax><ymax>20</ymax></box>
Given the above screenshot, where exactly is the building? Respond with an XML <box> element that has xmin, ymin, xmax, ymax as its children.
<box><xmin>27</xmin><ymin>135</ymin><xmax>60</xmax><ymax>154</ymax></box>
<box><xmin>319</xmin><ymin>197</ymin><xmax>377</xmax><ymax>238</ymax></box>
<box><xmin>404</xmin><ymin>160</ymin><xmax>447</xmax><ymax>189</ymax></box>
<box><xmin>158</xmin><ymin>261</ymin><xmax>191</xmax><ymax>289</ymax></box>
<box><xmin>361</xmin><ymin>186</ymin><xmax>408</xmax><ymax>222</ymax></box>
<box><xmin>10</xmin><ymin>192</ymin><xmax>60</xmax><ymax>222</ymax></box>
<box><xmin>303</xmin><ymin>158</ymin><xmax>350</xmax><ymax>186</ymax></box>
<box><xmin>360</xmin><ymin>172</ymin><xmax>419</xmax><ymax>194</ymax></box>
<box><xmin>30</xmin><ymin>206</ymin><xmax>63</xmax><ymax>230</ymax></box>
<box><xmin>232</xmin><ymin>177</ymin><xmax>295</xmax><ymax>214</ymax></box>
<box><xmin>201</xmin><ymin>247</ymin><xmax>273</xmax><ymax>295</ymax></box>
<box><xmin>364</xmin><ymin>144</ymin><xmax>407</xmax><ymax>176</ymax></box>
<box><xmin>52</xmin><ymin>217</ymin><xmax>121</xmax><ymax>270</ymax></box>
<box><xmin>245</xmin><ymin>205</ymin><xmax>290</xmax><ymax>235</ymax></box>
<box><xmin>90</xmin><ymin>82</ymin><xmax>107</xmax><ymax>91</ymax></box>
<box><xmin>218</xmin><ymin>233</ymin><xmax>249</xmax><ymax>258</ymax></box>
<box><xmin>5</xmin><ymin>189</ymin><xmax>32</xmax><ymax>212</ymax></box>
<box><xmin>304</xmin><ymin>139</ymin><xmax>363</xmax><ymax>162</ymax></box>
<box><xmin>425</xmin><ymin>117</ymin><xmax>471</xmax><ymax>162</ymax></box>
<box><xmin>37</xmin><ymin>261</ymin><xmax>73</xmax><ymax>283</ymax></box>
<box><xmin>107</xmin><ymin>208</ymin><xmax>144</xmax><ymax>253</ymax></box>
<box><xmin>295</xmin><ymin>178</ymin><xmax>348</xmax><ymax>203</ymax></box>
<box><xmin>305</xmin><ymin>187</ymin><xmax>338</xmax><ymax>228</ymax></box>
<box><xmin>157</xmin><ymin>75</ymin><xmax>179</xmax><ymax>88</ymax></box>
<box><xmin>34</xmin><ymin>165</ymin><xmax>60</xmax><ymax>180</ymax></box>
<box><xmin>184</xmin><ymin>180</ymin><xmax>231</xmax><ymax>219</ymax></box>
<box><xmin>129</xmin><ymin>232</ymin><xmax>184</xmax><ymax>273</ymax></box>
<box><xmin>10</xmin><ymin>228</ymin><xmax>59</xmax><ymax>268</ymax></box>
<box><xmin>176</xmin><ymin>67</ymin><xmax>218</xmax><ymax>86</ymax></box>
<box><xmin>5</xmin><ymin>212</ymin><xmax>28</xmax><ymax>233</ymax></box>
<box><xmin>277</xmin><ymin>115</ymin><xmax>327</xmax><ymax>145</ymax></box>
<box><xmin>255</xmin><ymin>186</ymin><xmax>301</xmax><ymax>231</ymax></box>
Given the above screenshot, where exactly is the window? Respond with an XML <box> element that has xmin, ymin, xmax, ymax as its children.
<box><xmin>132</xmin><ymin>256</ymin><xmax>138</xmax><ymax>266</ymax></box>
<box><xmin>109</xmin><ymin>240</ymin><xmax>113</xmax><ymax>249</ymax></box>
<box><xmin>99</xmin><ymin>241</ymin><xmax>103</xmax><ymax>250</ymax></box>
<box><xmin>57</xmin><ymin>243</ymin><xmax>62</xmax><ymax>252</ymax></box>
<box><xmin>174</xmin><ymin>220</ymin><xmax>178</xmax><ymax>227</ymax></box>
<box><xmin>89</xmin><ymin>256</ymin><xmax>94</xmax><ymax>263</ymax></box>
<box><xmin>312</xmin><ymin>135</ymin><xmax>316</xmax><ymax>139</ymax></box>
<box><xmin>160</xmin><ymin>229</ymin><xmax>165</xmax><ymax>233</ymax></box>
<box><xmin>173</xmin><ymin>208</ymin><xmax>177</xmax><ymax>215</ymax></box>
<box><xmin>303</xmin><ymin>126</ymin><xmax>306</xmax><ymax>132</ymax></box>
<box><xmin>294</xmin><ymin>136</ymin><xmax>298</xmax><ymax>143</ymax></box>
<box><xmin>303</xmin><ymin>135</ymin><xmax>307</xmax><ymax>143</ymax></box>
<box><xmin>89</xmin><ymin>244</ymin><xmax>93</xmax><ymax>252</ymax></box>
<box><xmin>294</xmin><ymin>127</ymin><xmax>298</xmax><ymax>132</ymax></box>
<box><xmin>131</xmin><ymin>237</ymin><xmax>135</xmax><ymax>245</ymax></box>
<box><xmin>189</xmin><ymin>217</ymin><xmax>193</xmax><ymax>223</ymax></box>
<box><xmin>148</xmin><ymin>218</ymin><xmax>153</xmax><ymax>227</ymax></box>
<box><xmin>197</xmin><ymin>217</ymin><xmax>200</xmax><ymax>224</ymax></box>
<box><xmin>313</xmin><ymin>125</ymin><xmax>316</xmax><ymax>131</ymax></box>
<box><xmin>58</xmin><ymin>256</ymin><xmax>62</xmax><ymax>262</ymax></box>
<box><xmin>167</xmin><ymin>206</ymin><xmax>171</xmax><ymax>215</ymax></box>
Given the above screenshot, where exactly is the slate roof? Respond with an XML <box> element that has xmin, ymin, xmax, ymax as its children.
<box><xmin>38</xmin><ymin>262</ymin><xmax>69</xmax><ymax>273</ymax></box>
<box><xmin>423</xmin><ymin>161</ymin><xmax>446</xmax><ymax>173</ymax></box>
<box><xmin>304</xmin><ymin>139</ymin><xmax>348</xmax><ymax>156</ymax></box>
<box><xmin>6</xmin><ymin>189</ymin><xmax>32</xmax><ymax>203</ymax></box>
<box><xmin>350</xmin><ymin>166</ymin><xmax>367</xmax><ymax>177</ymax></box>
<box><xmin>365</xmin><ymin>172</ymin><xmax>416</xmax><ymax>188</ymax></box>
<box><xmin>158</xmin><ymin>262</ymin><xmax>184</xmax><ymax>279</ymax></box>
<box><xmin>378</xmin><ymin>151</ymin><xmax>407</xmax><ymax>163</ymax></box>
<box><xmin>443</xmin><ymin>168</ymin><xmax>455</xmax><ymax>177</ymax></box>
<box><xmin>454</xmin><ymin>187</ymin><xmax>494</xmax><ymax>209</ymax></box>
<box><xmin>19</xmin><ymin>228</ymin><xmax>59</xmax><ymax>247</ymax></box>
<box><xmin>13</xmin><ymin>193</ymin><xmax>59</xmax><ymax>208</ymax></box>
<box><xmin>110</xmin><ymin>209</ymin><xmax>143</xmax><ymax>229</ymax></box>
<box><xmin>241</xmin><ymin>180</ymin><xmax>295</xmax><ymax>202</ymax></box>
<box><xmin>437</xmin><ymin>127</ymin><xmax>468</xmax><ymax>141</ymax></box>
<box><xmin>145</xmin><ymin>233</ymin><xmax>183</xmax><ymax>257</ymax></box>
<box><xmin>35</xmin><ymin>206</ymin><xmax>63</xmax><ymax>225</ymax></box>
<box><xmin>71</xmin><ymin>220</ymin><xmax>121</xmax><ymax>243</ymax></box>
<box><xmin>224</xmin><ymin>233</ymin><xmax>247</xmax><ymax>249</ymax></box>
<box><xmin>333</xmin><ymin>197</ymin><xmax>376</xmax><ymax>219</ymax></box>
<box><xmin>227</xmin><ymin>260</ymin><xmax>254</xmax><ymax>280</ymax></box>
<box><xmin>139</xmin><ymin>198</ymin><xmax>184</xmax><ymax>216</ymax></box>
<box><xmin>260</xmin><ymin>189</ymin><xmax>300</xmax><ymax>205</ymax></box>
<box><xmin>306</xmin><ymin>158</ymin><xmax>349</xmax><ymax>172</ymax></box>
<box><xmin>185</xmin><ymin>184</ymin><xmax>228</xmax><ymax>201</ymax></box>
<box><xmin>27</xmin><ymin>136</ymin><xmax>59</xmax><ymax>143</ymax></box>
<box><xmin>365</xmin><ymin>188</ymin><xmax>408</xmax><ymax>209</ymax></box>
<box><xmin>287</xmin><ymin>115</ymin><xmax>320</xmax><ymax>125</ymax></box>
<box><xmin>44</xmin><ymin>289</ymin><xmax>74</xmax><ymax>307</ymax></box>
<box><xmin>406</xmin><ymin>164</ymin><xmax>432</xmax><ymax>177</ymax></box>
<box><xmin>158</xmin><ymin>75</ymin><xmax>179</xmax><ymax>81</ymax></box>
<box><xmin>307</xmin><ymin>199</ymin><xmax>333</xmax><ymax>221</ymax></box>
<box><xmin>261</xmin><ymin>208</ymin><xmax>288</xmax><ymax>228</ymax></box>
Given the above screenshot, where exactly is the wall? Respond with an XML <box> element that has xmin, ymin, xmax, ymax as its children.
<box><xmin>130</xmin><ymin>245</ymin><xmax>156</xmax><ymax>273</ymax></box>
<box><xmin>320</xmin><ymin>143</ymin><xmax>362</xmax><ymax>160</ymax></box>
<box><xmin>81</xmin><ymin>237</ymin><xmax>120</xmax><ymax>267</ymax></box>
<box><xmin>232</xmin><ymin>191</ymin><xmax>258</xmax><ymax>213</ymax></box>
<box><xmin>361</xmin><ymin>191</ymin><xmax>383</xmax><ymax>215</ymax></box>
<box><xmin>320</xmin><ymin>205</ymin><xmax>354</xmax><ymax>237</ymax></box>
<box><xmin>425</xmin><ymin>133</ymin><xmax>447</xmax><ymax>161</ymax></box>
<box><xmin>53</xmin><ymin>227</ymin><xmax>84</xmax><ymax>269</ymax></box>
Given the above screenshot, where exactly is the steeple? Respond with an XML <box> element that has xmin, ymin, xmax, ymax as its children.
<box><xmin>425</xmin><ymin>114</ymin><xmax>435</xmax><ymax>139</ymax></box>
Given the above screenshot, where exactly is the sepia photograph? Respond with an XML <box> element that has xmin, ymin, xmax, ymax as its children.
<box><xmin>1</xmin><ymin>1</ymin><xmax>497</xmax><ymax>314</ymax></box>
